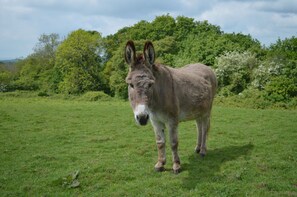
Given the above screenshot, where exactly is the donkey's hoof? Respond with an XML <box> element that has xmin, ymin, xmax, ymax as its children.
<box><xmin>199</xmin><ymin>147</ymin><xmax>207</xmax><ymax>158</ymax></box>
<box><xmin>195</xmin><ymin>148</ymin><xmax>201</xmax><ymax>154</ymax></box>
<box><xmin>155</xmin><ymin>166</ymin><xmax>165</xmax><ymax>172</ymax></box>
<box><xmin>172</xmin><ymin>168</ymin><xmax>181</xmax><ymax>174</ymax></box>
<box><xmin>172</xmin><ymin>163</ymin><xmax>181</xmax><ymax>174</ymax></box>
<box><xmin>155</xmin><ymin>161</ymin><xmax>165</xmax><ymax>172</ymax></box>
<box><xmin>195</xmin><ymin>145</ymin><xmax>201</xmax><ymax>154</ymax></box>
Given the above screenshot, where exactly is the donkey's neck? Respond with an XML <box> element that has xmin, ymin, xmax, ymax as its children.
<box><xmin>150</xmin><ymin>64</ymin><xmax>178</xmax><ymax>116</ymax></box>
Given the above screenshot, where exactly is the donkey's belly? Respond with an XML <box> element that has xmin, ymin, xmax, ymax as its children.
<box><xmin>178</xmin><ymin>110</ymin><xmax>203</xmax><ymax>121</ymax></box>
<box><xmin>178</xmin><ymin>112</ymin><xmax>192</xmax><ymax>121</ymax></box>
<box><xmin>178</xmin><ymin>93</ymin><xmax>211</xmax><ymax>121</ymax></box>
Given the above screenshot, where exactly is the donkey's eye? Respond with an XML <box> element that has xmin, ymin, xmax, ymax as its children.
<box><xmin>148</xmin><ymin>83</ymin><xmax>153</xmax><ymax>88</ymax></box>
<box><xmin>129</xmin><ymin>83</ymin><xmax>134</xmax><ymax>88</ymax></box>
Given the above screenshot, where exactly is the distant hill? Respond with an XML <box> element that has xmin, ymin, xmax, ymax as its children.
<box><xmin>0</xmin><ymin>59</ymin><xmax>19</xmax><ymax>72</ymax></box>
<box><xmin>0</xmin><ymin>59</ymin><xmax>19</xmax><ymax>64</ymax></box>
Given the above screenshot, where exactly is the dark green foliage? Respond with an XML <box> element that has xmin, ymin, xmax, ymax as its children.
<box><xmin>13</xmin><ymin>56</ymin><xmax>41</xmax><ymax>91</ymax></box>
<box><xmin>264</xmin><ymin>76</ymin><xmax>297</xmax><ymax>102</ymax></box>
<box><xmin>153</xmin><ymin>36</ymin><xmax>177</xmax><ymax>65</ymax></box>
<box><xmin>267</xmin><ymin>36</ymin><xmax>297</xmax><ymax>61</ymax></box>
<box><xmin>102</xmin><ymin>42</ymin><xmax>127</xmax><ymax>98</ymax></box>
<box><xmin>0</xmin><ymin>70</ymin><xmax>14</xmax><ymax>92</ymax></box>
<box><xmin>149</xmin><ymin>14</ymin><xmax>176</xmax><ymax>40</ymax></box>
<box><xmin>0</xmin><ymin>59</ymin><xmax>22</xmax><ymax>92</ymax></box>
<box><xmin>37</xmin><ymin>91</ymin><xmax>49</xmax><ymax>97</ymax></box>
<box><xmin>3</xmin><ymin>15</ymin><xmax>296</xmax><ymax>107</ymax></box>
<box><xmin>79</xmin><ymin>91</ymin><xmax>112</xmax><ymax>101</ymax></box>
<box><xmin>54</xmin><ymin>29</ymin><xmax>104</xmax><ymax>94</ymax></box>
<box><xmin>103</xmin><ymin>15</ymin><xmax>261</xmax><ymax>98</ymax></box>
<box><xmin>251</xmin><ymin>37</ymin><xmax>297</xmax><ymax>103</ymax></box>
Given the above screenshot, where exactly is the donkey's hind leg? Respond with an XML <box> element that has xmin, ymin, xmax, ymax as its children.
<box><xmin>195</xmin><ymin>116</ymin><xmax>210</xmax><ymax>157</ymax></box>
<box><xmin>195</xmin><ymin>118</ymin><xmax>202</xmax><ymax>154</ymax></box>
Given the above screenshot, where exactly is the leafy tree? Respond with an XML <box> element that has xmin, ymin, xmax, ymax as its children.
<box><xmin>14</xmin><ymin>33</ymin><xmax>61</xmax><ymax>92</ymax></box>
<box><xmin>126</xmin><ymin>20</ymin><xmax>151</xmax><ymax>40</ymax></box>
<box><xmin>153</xmin><ymin>36</ymin><xmax>177</xmax><ymax>66</ymax></box>
<box><xmin>54</xmin><ymin>29</ymin><xmax>103</xmax><ymax>94</ymax></box>
<box><xmin>103</xmin><ymin>42</ymin><xmax>128</xmax><ymax>98</ymax></box>
<box><xmin>34</xmin><ymin>33</ymin><xmax>60</xmax><ymax>61</ymax></box>
<box><xmin>174</xmin><ymin>32</ymin><xmax>262</xmax><ymax>67</ymax></box>
<box><xmin>14</xmin><ymin>56</ymin><xmax>41</xmax><ymax>90</ymax></box>
<box><xmin>148</xmin><ymin>14</ymin><xmax>176</xmax><ymax>40</ymax></box>
<box><xmin>174</xmin><ymin>16</ymin><xmax>195</xmax><ymax>41</ymax></box>
<box><xmin>174</xmin><ymin>33</ymin><xmax>221</xmax><ymax>67</ymax></box>
<box><xmin>221</xmin><ymin>33</ymin><xmax>262</xmax><ymax>55</ymax></box>
<box><xmin>104</xmin><ymin>14</ymin><xmax>177</xmax><ymax>60</ymax></box>
<box><xmin>252</xmin><ymin>36</ymin><xmax>297</xmax><ymax>101</ymax></box>
<box><xmin>194</xmin><ymin>20</ymin><xmax>222</xmax><ymax>35</ymax></box>
<box><xmin>267</xmin><ymin>36</ymin><xmax>297</xmax><ymax>61</ymax></box>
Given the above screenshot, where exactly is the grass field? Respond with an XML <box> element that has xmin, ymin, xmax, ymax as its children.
<box><xmin>0</xmin><ymin>95</ymin><xmax>296</xmax><ymax>196</ymax></box>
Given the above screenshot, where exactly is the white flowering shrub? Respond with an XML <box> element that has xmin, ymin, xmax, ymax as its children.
<box><xmin>215</xmin><ymin>51</ymin><xmax>257</xmax><ymax>95</ymax></box>
<box><xmin>251</xmin><ymin>60</ymin><xmax>283</xmax><ymax>90</ymax></box>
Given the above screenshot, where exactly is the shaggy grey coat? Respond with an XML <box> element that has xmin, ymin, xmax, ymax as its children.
<box><xmin>125</xmin><ymin>41</ymin><xmax>217</xmax><ymax>173</ymax></box>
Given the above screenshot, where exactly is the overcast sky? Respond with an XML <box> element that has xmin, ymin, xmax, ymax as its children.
<box><xmin>0</xmin><ymin>0</ymin><xmax>296</xmax><ymax>60</ymax></box>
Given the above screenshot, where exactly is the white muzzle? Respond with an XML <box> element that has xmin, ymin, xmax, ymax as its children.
<box><xmin>134</xmin><ymin>104</ymin><xmax>150</xmax><ymax>126</ymax></box>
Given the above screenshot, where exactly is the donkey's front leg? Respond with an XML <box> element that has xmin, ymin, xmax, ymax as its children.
<box><xmin>169</xmin><ymin>122</ymin><xmax>181</xmax><ymax>174</ymax></box>
<box><xmin>152</xmin><ymin>121</ymin><xmax>166</xmax><ymax>172</ymax></box>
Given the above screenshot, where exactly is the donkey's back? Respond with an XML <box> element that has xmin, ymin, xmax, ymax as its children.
<box><xmin>170</xmin><ymin>63</ymin><xmax>217</xmax><ymax>121</ymax></box>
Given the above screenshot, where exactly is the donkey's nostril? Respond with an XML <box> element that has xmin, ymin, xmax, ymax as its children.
<box><xmin>137</xmin><ymin>114</ymin><xmax>149</xmax><ymax>126</ymax></box>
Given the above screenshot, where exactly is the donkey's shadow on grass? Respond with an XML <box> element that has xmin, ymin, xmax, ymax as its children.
<box><xmin>182</xmin><ymin>144</ymin><xmax>254</xmax><ymax>190</ymax></box>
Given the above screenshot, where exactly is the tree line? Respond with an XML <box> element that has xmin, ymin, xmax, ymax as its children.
<box><xmin>0</xmin><ymin>15</ymin><xmax>296</xmax><ymax>106</ymax></box>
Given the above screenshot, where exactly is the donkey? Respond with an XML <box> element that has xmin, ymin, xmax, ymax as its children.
<box><xmin>124</xmin><ymin>41</ymin><xmax>217</xmax><ymax>173</ymax></box>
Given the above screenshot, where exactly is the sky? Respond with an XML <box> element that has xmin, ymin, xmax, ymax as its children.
<box><xmin>0</xmin><ymin>0</ymin><xmax>296</xmax><ymax>60</ymax></box>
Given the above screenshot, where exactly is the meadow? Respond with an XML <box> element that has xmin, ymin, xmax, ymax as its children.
<box><xmin>0</xmin><ymin>94</ymin><xmax>296</xmax><ymax>196</ymax></box>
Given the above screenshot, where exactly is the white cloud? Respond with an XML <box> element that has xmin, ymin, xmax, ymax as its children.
<box><xmin>0</xmin><ymin>0</ymin><xmax>296</xmax><ymax>59</ymax></box>
<box><xmin>198</xmin><ymin>1</ymin><xmax>254</xmax><ymax>32</ymax></box>
<box><xmin>252</xmin><ymin>0</ymin><xmax>297</xmax><ymax>14</ymax></box>
<box><xmin>197</xmin><ymin>0</ymin><xmax>297</xmax><ymax>45</ymax></box>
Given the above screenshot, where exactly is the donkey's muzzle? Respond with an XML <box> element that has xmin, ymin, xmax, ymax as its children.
<box><xmin>136</xmin><ymin>114</ymin><xmax>149</xmax><ymax>126</ymax></box>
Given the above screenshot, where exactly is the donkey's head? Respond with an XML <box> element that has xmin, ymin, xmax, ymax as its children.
<box><xmin>125</xmin><ymin>41</ymin><xmax>156</xmax><ymax>126</ymax></box>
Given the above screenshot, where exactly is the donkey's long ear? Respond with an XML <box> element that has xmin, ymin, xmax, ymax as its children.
<box><xmin>144</xmin><ymin>41</ymin><xmax>155</xmax><ymax>65</ymax></box>
<box><xmin>125</xmin><ymin>40</ymin><xmax>136</xmax><ymax>65</ymax></box>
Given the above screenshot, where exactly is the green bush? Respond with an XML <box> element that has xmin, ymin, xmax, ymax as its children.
<box><xmin>12</xmin><ymin>78</ymin><xmax>39</xmax><ymax>91</ymax></box>
<box><xmin>264</xmin><ymin>76</ymin><xmax>297</xmax><ymax>102</ymax></box>
<box><xmin>79</xmin><ymin>91</ymin><xmax>112</xmax><ymax>101</ymax></box>
<box><xmin>0</xmin><ymin>71</ymin><xmax>13</xmax><ymax>92</ymax></box>
<box><xmin>0</xmin><ymin>91</ymin><xmax>37</xmax><ymax>98</ymax></box>
<box><xmin>37</xmin><ymin>91</ymin><xmax>50</xmax><ymax>97</ymax></box>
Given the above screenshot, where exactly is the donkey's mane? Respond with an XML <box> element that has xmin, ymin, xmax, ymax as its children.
<box><xmin>136</xmin><ymin>53</ymin><xmax>144</xmax><ymax>64</ymax></box>
<box><xmin>135</xmin><ymin>53</ymin><xmax>159</xmax><ymax>71</ymax></box>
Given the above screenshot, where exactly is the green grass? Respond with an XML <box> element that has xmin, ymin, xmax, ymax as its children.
<box><xmin>0</xmin><ymin>95</ymin><xmax>296</xmax><ymax>196</ymax></box>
